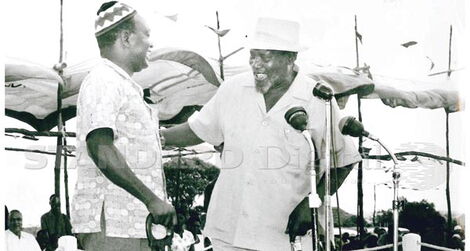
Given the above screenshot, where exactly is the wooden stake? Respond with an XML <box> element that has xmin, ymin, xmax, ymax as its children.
<box><xmin>53</xmin><ymin>0</ymin><xmax>66</xmax><ymax>203</ymax></box>
<box><xmin>216</xmin><ymin>11</ymin><xmax>224</xmax><ymax>80</ymax></box>
<box><xmin>64</xmin><ymin>135</ymin><xmax>70</xmax><ymax>218</ymax></box>
<box><xmin>445</xmin><ymin>24</ymin><xmax>453</xmax><ymax>245</ymax></box>
<box><xmin>447</xmin><ymin>26</ymin><xmax>452</xmax><ymax>77</ymax></box>
<box><xmin>354</xmin><ymin>15</ymin><xmax>365</xmax><ymax>241</ymax></box>
<box><xmin>54</xmin><ymin>83</ymin><xmax>63</xmax><ymax>199</ymax></box>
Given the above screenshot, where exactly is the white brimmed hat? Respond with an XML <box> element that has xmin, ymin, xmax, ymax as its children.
<box><xmin>95</xmin><ymin>2</ymin><xmax>137</xmax><ymax>37</ymax></box>
<box><xmin>248</xmin><ymin>17</ymin><xmax>304</xmax><ymax>52</ymax></box>
<box><xmin>56</xmin><ymin>236</ymin><xmax>83</xmax><ymax>251</ymax></box>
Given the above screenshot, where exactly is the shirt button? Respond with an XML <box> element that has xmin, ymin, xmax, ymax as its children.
<box><xmin>262</xmin><ymin>121</ymin><xmax>268</xmax><ymax>126</ymax></box>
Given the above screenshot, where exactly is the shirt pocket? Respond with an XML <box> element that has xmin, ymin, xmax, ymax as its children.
<box><xmin>283</xmin><ymin>127</ymin><xmax>306</xmax><ymax>147</ymax></box>
<box><xmin>281</xmin><ymin>127</ymin><xmax>311</xmax><ymax>170</ymax></box>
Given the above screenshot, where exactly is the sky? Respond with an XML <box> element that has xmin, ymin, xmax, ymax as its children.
<box><xmin>2</xmin><ymin>0</ymin><xmax>469</xmax><ymax>227</ymax></box>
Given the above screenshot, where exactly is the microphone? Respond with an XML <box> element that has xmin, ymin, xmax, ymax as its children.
<box><xmin>284</xmin><ymin>106</ymin><xmax>322</xmax><ymax>249</ymax></box>
<box><xmin>284</xmin><ymin>106</ymin><xmax>308</xmax><ymax>131</ymax></box>
<box><xmin>338</xmin><ymin>116</ymin><xmax>376</xmax><ymax>140</ymax></box>
<box><xmin>312</xmin><ymin>82</ymin><xmax>334</xmax><ymax>101</ymax></box>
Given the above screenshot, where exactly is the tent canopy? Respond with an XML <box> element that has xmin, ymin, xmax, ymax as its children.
<box><xmin>6</xmin><ymin>49</ymin><xmax>463</xmax><ymax>131</ymax></box>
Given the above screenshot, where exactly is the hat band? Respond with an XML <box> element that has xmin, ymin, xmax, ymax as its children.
<box><xmin>95</xmin><ymin>10</ymin><xmax>137</xmax><ymax>37</ymax></box>
<box><xmin>249</xmin><ymin>31</ymin><xmax>300</xmax><ymax>52</ymax></box>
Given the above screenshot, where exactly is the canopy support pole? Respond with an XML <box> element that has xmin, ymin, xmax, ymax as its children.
<box><xmin>445</xmin><ymin>24</ymin><xmax>453</xmax><ymax>245</ymax></box>
<box><xmin>354</xmin><ymin>14</ymin><xmax>366</xmax><ymax>241</ymax></box>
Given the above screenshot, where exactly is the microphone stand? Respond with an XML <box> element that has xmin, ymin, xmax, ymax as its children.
<box><xmin>301</xmin><ymin>130</ymin><xmax>321</xmax><ymax>251</ymax></box>
<box><xmin>313</xmin><ymin>83</ymin><xmax>333</xmax><ymax>251</ymax></box>
<box><xmin>285</xmin><ymin>106</ymin><xmax>322</xmax><ymax>251</ymax></box>
<box><xmin>324</xmin><ymin>97</ymin><xmax>332</xmax><ymax>251</ymax></box>
<box><xmin>339</xmin><ymin>116</ymin><xmax>400</xmax><ymax>251</ymax></box>
<box><xmin>369</xmin><ymin>137</ymin><xmax>400</xmax><ymax>251</ymax></box>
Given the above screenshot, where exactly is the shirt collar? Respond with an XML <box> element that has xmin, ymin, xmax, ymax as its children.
<box><xmin>289</xmin><ymin>70</ymin><xmax>313</xmax><ymax>101</ymax></box>
<box><xmin>102</xmin><ymin>58</ymin><xmax>133</xmax><ymax>80</ymax></box>
<box><xmin>101</xmin><ymin>58</ymin><xmax>144</xmax><ymax>94</ymax></box>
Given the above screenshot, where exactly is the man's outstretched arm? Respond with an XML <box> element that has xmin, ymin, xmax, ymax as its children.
<box><xmin>161</xmin><ymin>122</ymin><xmax>204</xmax><ymax>147</ymax></box>
<box><xmin>86</xmin><ymin>128</ymin><xmax>176</xmax><ymax>228</ymax></box>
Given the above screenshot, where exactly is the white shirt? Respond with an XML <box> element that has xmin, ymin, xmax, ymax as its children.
<box><xmin>171</xmin><ymin>230</ymin><xmax>196</xmax><ymax>251</ymax></box>
<box><xmin>188</xmin><ymin>70</ymin><xmax>361</xmax><ymax>250</ymax></box>
<box><xmin>71</xmin><ymin>58</ymin><xmax>166</xmax><ymax>238</ymax></box>
<box><xmin>5</xmin><ymin>230</ymin><xmax>41</xmax><ymax>251</ymax></box>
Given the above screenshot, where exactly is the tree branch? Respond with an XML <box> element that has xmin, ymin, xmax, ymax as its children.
<box><xmin>5</xmin><ymin>147</ymin><xmax>75</xmax><ymax>157</ymax></box>
<box><xmin>366</xmin><ymin>151</ymin><xmax>464</xmax><ymax>166</ymax></box>
<box><xmin>5</xmin><ymin>128</ymin><xmax>76</xmax><ymax>137</ymax></box>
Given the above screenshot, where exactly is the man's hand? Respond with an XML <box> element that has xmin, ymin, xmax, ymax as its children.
<box><xmin>285</xmin><ymin>197</ymin><xmax>312</xmax><ymax>241</ymax></box>
<box><xmin>146</xmin><ymin>198</ymin><xmax>177</xmax><ymax>229</ymax></box>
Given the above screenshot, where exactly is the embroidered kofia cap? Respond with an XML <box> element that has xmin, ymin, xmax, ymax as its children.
<box><xmin>248</xmin><ymin>17</ymin><xmax>303</xmax><ymax>52</ymax></box>
<box><xmin>95</xmin><ymin>2</ymin><xmax>137</xmax><ymax>37</ymax></box>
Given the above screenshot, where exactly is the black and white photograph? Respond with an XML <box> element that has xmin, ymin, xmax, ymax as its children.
<box><xmin>3</xmin><ymin>0</ymin><xmax>468</xmax><ymax>250</ymax></box>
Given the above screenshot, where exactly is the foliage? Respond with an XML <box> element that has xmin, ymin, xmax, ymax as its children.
<box><xmin>333</xmin><ymin>207</ymin><xmax>368</xmax><ymax>227</ymax></box>
<box><xmin>375</xmin><ymin>200</ymin><xmax>447</xmax><ymax>249</ymax></box>
<box><xmin>399</xmin><ymin>200</ymin><xmax>446</xmax><ymax>247</ymax></box>
<box><xmin>164</xmin><ymin>157</ymin><xmax>219</xmax><ymax>212</ymax></box>
<box><xmin>375</xmin><ymin>209</ymin><xmax>393</xmax><ymax>227</ymax></box>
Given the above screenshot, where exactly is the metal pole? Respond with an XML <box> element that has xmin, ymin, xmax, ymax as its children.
<box><xmin>301</xmin><ymin>130</ymin><xmax>320</xmax><ymax>251</ymax></box>
<box><xmin>324</xmin><ymin>100</ymin><xmax>332</xmax><ymax>251</ymax></box>
<box><xmin>374</xmin><ymin>140</ymin><xmax>400</xmax><ymax>251</ymax></box>
<box><xmin>392</xmin><ymin>172</ymin><xmax>399</xmax><ymax>251</ymax></box>
<box><xmin>373</xmin><ymin>184</ymin><xmax>376</xmax><ymax>226</ymax></box>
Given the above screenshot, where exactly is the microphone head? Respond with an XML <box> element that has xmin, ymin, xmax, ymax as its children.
<box><xmin>338</xmin><ymin>116</ymin><xmax>364</xmax><ymax>137</ymax></box>
<box><xmin>285</xmin><ymin>106</ymin><xmax>308</xmax><ymax>131</ymax></box>
<box><xmin>312</xmin><ymin>82</ymin><xmax>334</xmax><ymax>100</ymax></box>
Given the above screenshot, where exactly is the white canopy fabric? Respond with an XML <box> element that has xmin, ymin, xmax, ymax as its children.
<box><xmin>5</xmin><ymin>48</ymin><xmax>463</xmax><ymax>131</ymax></box>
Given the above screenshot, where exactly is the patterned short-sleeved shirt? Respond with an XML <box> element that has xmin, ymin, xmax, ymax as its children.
<box><xmin>71</xmin><ymin>58</ymin><xmax>166</xmax><ymax>238</ymax></box>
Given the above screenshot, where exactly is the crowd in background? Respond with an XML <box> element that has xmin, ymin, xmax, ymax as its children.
<box><xmin>4</xmin><ymin>201</ymin><xmax>212</xmax><ymax>251</ymax></box>
<box><xmin>337</xmin><ymin>225</ymin><xmax>465</xmax><ymax>251</ymax></box>
<box><xmin>5</xmin><ymin>201</ymin><xmax>466</xmax><ymax>251</ymax></box>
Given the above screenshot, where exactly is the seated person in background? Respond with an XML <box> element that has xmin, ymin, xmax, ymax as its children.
<box><xmin>172</xmin><ymin>208</ymin><xmax>196</xmax><ymax>251</ymax></box>
<box><xmin>40</xmin><ymin>194</ymin><xmax>72</xmax><ymax>251</ymax></box>
<box><xmin>5</xmin><ymin>210</ymin><xmax>41</xmax><ymax>251</ymax></box>
<box><xmin>36</xmin><ymin>230</ymin><xmax>50</xmax><ymax>251</ymax></box>
<box><xmin>186</xmin><ymin>209</ymin><xmax>202</xmax><ymax>244</ymax></box>
<box><xmin>363</xmin><ymin>233</ymin><xmax>379</xmax><ymax>248</ymax></box>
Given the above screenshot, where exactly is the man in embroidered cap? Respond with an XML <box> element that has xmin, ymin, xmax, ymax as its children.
<box><xmin>71</xmin><ymin>1</ymin><xmax>176</xmax><ymax>250</ymax></box>
<box><xmin>161</xmin><ymin>17</ymin><xmax>361</xmax><ymax>250</ymax></box>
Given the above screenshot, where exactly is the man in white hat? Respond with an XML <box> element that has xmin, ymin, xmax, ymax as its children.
<box><xmin>162</xmin><ymin>17</ymin><xmax>361</xmax><ymax>250</ymax></box>
<box><xmin>71</xmin><ymin>1</ymin><xmax>176</xmax><ymax>250</ymax></box>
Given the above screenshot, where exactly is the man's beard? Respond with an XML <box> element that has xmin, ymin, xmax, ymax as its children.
<box><xmin>255</xmin><ymin>79</ymin><xmax>273</xmax><ymax>94</ymax></box>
